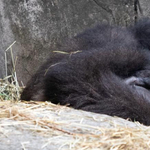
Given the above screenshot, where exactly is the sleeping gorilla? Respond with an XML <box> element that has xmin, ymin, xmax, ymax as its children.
<box><xmin>21</xmin><ymin>18</ymin><xmax>150</xmax><ymax>125</ymax></box>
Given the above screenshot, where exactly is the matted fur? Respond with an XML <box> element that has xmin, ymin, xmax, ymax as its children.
<box><xmin>21</xmin><ymin>18</ymin><xmax>150</xmax><ymax>125</ymax></box>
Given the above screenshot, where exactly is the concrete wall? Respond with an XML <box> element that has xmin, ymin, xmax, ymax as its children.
<box><xmin>139</xmin><ymin>0</ymin><xmax>150</xmax><ymax>17</ymax></box>
<box><xmin>0</xmin><ymin>0</ymin><xmax>142</xmax><ymax>84</ymax></box>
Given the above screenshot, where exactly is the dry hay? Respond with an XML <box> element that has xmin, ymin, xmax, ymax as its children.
<box><xmin>0</xmin><ymin>77</ymin><xmax>21</xmax><ymax>101</ymax></box>
<box><xmin>0</xmin><ymin>100</ymin><xmax>150</xmax><ymax>150</ymax></box>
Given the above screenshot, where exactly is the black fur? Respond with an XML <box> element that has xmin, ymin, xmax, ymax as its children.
<box><xmin>21</xmin><ymin>19</ymin><xmax>150</xmax><ymax>125</ymax></box>
<box><xmin>132</xmin><ymin>18</ymin><xmax>150</xmax><ymax>50</ymax></box>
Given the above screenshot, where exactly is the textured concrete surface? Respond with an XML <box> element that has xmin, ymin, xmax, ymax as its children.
<box><xmin>0</xmin><ymin>0</ymin><xmax>135</xmax><ymax>84</ymax></box>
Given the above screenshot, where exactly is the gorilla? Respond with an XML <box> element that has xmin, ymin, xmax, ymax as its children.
<box><xmin>21</xmin><ymin>18</ymin><xmax>150</xmax><ymax>125</ymax></box>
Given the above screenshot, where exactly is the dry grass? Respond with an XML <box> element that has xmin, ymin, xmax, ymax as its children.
<box><xmin>0</xmin><ymin>77</ymin><xmax>21</xmax><ymax>101</ymax></box>
<box><xmin>0</xmin><ymin>100</ymin><xmax>150</xmax><ymax>150</ymax></box>
<box><xmin>0</xmin><ymin>41</ymin><xmax>21</xmax><ymax>101</ymax></box>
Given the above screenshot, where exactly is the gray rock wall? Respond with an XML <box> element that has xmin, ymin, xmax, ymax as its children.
<box><xmin>0</xmin><ymin>0</ymin><xmax>142</xmax><ymax>84</ymax></box>
<box><xmin>139</xmin><ymin>0</ymin><xmax>150</xmax><ymax>17</ymax></box>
